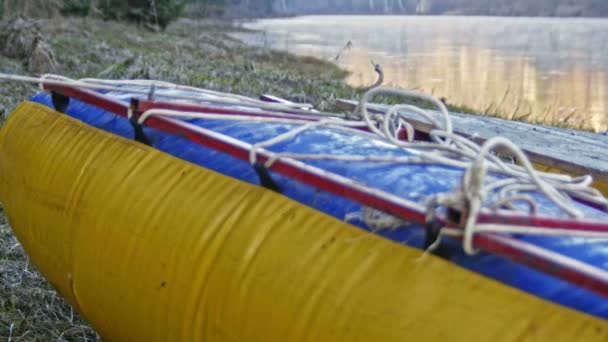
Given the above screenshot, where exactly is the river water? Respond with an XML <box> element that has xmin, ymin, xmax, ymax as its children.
<box><xmin>241</xmin><ymin>15</ymin><xmax>608</xmax><ymax>132</ymax></box>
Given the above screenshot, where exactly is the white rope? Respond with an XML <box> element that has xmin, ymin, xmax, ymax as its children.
<box><xmin>78</xmin><ymin>77</ymin><xmax>313</xmax><ymax>109</ymax></box>
<box><xmin>355</xmin><ymin>89</ymin><xmax>603</xmax><ymax>210</ymax></box>
<box><xmin>383</xmin><ymin>104</ymin><xmax>442</xmax><ymax>143</ymax></box>
<box><xmin>474</xmin><ymin>224</ymin><xmax>608</xmax><ymax>239</ymax></box>
<box><xmin>424</xmin><ymin>227</ymin><xmax>463</xmax><ymax>254</ymax></box>
<box><xmin>74</xmin><ymin>76</ymin><xmax>327</xmax><ymax>114</ymax></box>
<box><xmin>249</xmin><ymin>120</ymin><xmax>333</xmax><ymax>165</ymax></box>
<box><xmin>137</xmin><ymin>109</ymin><xmax>362</xmax><ymax>127</ymax></box>
<box><xmin>2</xmin><ymin>73</ymin><xmax>607</xmax><ymax>256</ymax></box>
<box><xmin>239</xmin><ymin>86</ymin><xmax>607</xmax><ymax>256</ymax></box>
<box><xmin>263</xmin><ymin>153</ymin><xmax>431</xmax><ymax>169</ymax></box>
<box><xmin>129</xmin><ymin>85</ymin><xmax>608</xmax><ymax>239</ymax></box>
<box><xmin>0</xmin><ymin>73</ymin><xmax>342</xmax><ymax>118</ymax></box>
<box><xmin>490</xmin><ymin>194</ymin><xmax>538</xmax><ymax>215</ymax></box>
<box><xmin>358</xmin><ymin>87</ymin><xmax>453</xmax><ymax>143</ymax></box>
<box><xmin>352</xmin><ymin>87</ymin><xmax>607</xmax><ymax>255</ymax></box>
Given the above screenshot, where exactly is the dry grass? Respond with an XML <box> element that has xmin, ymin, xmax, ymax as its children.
<box><xmin>0</xmin><ymin>215</ymin><xmax>101</xmax><ymax>341</ymax></box>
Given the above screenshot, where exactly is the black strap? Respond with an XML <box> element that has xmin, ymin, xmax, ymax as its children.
<box><xmin>253</xmin><ymin>163</ymin><xmax>282</xmax><ymax>193</ymax></box>
<box><xmin>129</xmin><ymin>117</ymin><xmax>152</xmax><ymax>146</ymax></box>
<box><xmin>423</xmin><ymin>217</ymin><xmax>452</xmax><ymax>260</ymax></box>
<box><xmin>51</xmin><ymin>91</ymin><xmax>70</xmax><ymax>113</ymax></box>
<box><xmin>423</xmin><ymin>218</ymin><xmax>441</xmax><ymax>250</ymax></box>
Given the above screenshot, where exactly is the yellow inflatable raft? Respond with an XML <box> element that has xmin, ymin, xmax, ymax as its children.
<box><xmin>0</xmin><ymin>101</ymin><xmax>606</xmax><ymax>341</ymax></box>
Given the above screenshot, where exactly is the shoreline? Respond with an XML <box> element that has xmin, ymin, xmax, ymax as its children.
<box><xmin>236</xmin><ymin>16</ymin><xmax>606</xmax><ymax>132</ymax></box>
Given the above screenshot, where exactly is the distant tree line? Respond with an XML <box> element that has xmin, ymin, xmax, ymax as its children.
<box><xmin>184</xmin><ymin>0</ymin><xmax>608</xmax><ymax>17</ymax></box>
<box><xmin>183</xmin><ymin>0</ymin><xmax>274</xmax><ymax>18</ymax></box>
<box><xmin>2</xmin><ymin>0</ymin><xmax>606</xmax><ymax>26</ymax></box>
<box><xmin>269</xmin><ymin>0</ymin><xmax>608</xmax><ymax>17</ymax></box>
<box><xmin>0</xmin><ymin>0</ymin><xmax>189</xmax><ymax>28</ymax></box>
<box><xmin>0</xmin><ymin>0</ymin><xmax>278</xmax><ymax>26</ymax></box>
<box><xmin>431</xmin><ymin>0</ymin><xmax>608</xmax><ymax>16</ymax></box>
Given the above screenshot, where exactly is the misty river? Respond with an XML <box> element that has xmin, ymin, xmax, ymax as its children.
<box><xmin>241</xmin><ymin>15</ymin><xmax>608</xmax><ymax>132</ymax></box>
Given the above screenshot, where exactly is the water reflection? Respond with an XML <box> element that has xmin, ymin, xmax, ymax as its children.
<box><xmin>243</xmin><ymin>15</ymin><xmax>608</xmax><ymax>132</ymax></box>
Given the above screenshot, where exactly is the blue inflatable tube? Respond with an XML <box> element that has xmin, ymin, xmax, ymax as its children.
<box><xmin>31</xmin><ymin>92</ymin><xmax>608</xmax><ymax>318</ymax></box>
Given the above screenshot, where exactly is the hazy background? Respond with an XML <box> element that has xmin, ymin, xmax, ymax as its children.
<box><xmin>239</xmin><ymin>2</ymin><xmax>608</xmax><ymax>131</ymax></box>
<box><xmin>251</xmin><ymin>0</ymin><xmax>608</xmax><ymax>17</ymax></box>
